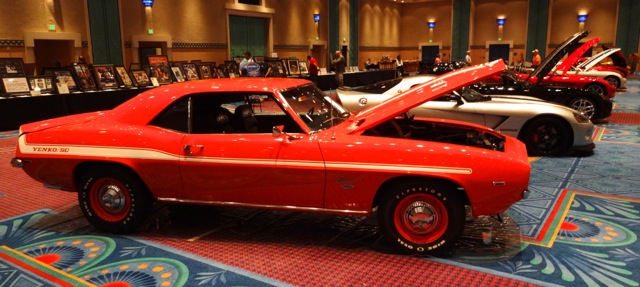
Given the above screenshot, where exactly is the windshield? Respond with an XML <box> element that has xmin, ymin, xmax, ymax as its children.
<box><xmin>459</xmin><ymin>88</ymin><xmax>490</xmax><ymax>102</ymax></box>
<box><xmin>280</xmin><ymin>84</ymin><xmax>349</xmax><ymax>132</ymax></box>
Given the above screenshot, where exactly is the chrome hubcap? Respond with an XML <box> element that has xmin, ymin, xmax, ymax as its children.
<box><xmin>571</xmin><ymin>99</ymin><xmax>595</xmax><ymax>119</ymax></box>
<box><xmin>402</xmin><ymin>201</ymin><xmax>438</xmax><ymax>234</ymax></box>
<box><xmin>98</xmin><ymin>185</ymin><xmax>126</xmax><ymax>214</ymax></box>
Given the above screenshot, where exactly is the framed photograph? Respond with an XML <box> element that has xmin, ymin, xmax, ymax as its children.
<box><xmin>131</xmin><ymin>69</ymin><xmax>151</xmax><ymax>87</ymax></box>
<box><xmin>0</xmin><ymin>58</ymin><xmax>27</xmax><ymax>78</ymax></box>
<box><xmin>197</xmin><ymin>64</ymin><xmax>213</xmax><ymax>79</ymax></box>
<box><xmin>171</xmin><ymin>66</ymin><xmax>186</xmax><ymax>82</ymax></box>
<box><xmin>299</xmin><ymin>61</ymin><xmax>309</xmax><ymax>75</ymax></box>
<box><xmin>72</xmin><ymin>63</ymin><xmax>97</xmax><ymax>91</ymax></box>
<box><xmin>233</xmin><ymin>57</ymin><xmax>243</xmax><ymax>64</ymax></box>
<box><xmin>266</xmin><ymin>61</ymin><xmax>281</xmax><ymax>77</ymax></box>
<box><xmin>1</xmin><ymin>77</ymin><xmax>30</xmax><ymax>95</ymax></box>
<box><xmin>147</xmin><ymin>55</ymin><xmax>171</xmax><ymax>85</ymax></box>
<box><xmin>93</xmin><ymin>65</ymin><xmax>119</xmax><ymax>89</ymax></box>
<box><xmin>287</xmin><ymin>59</ymin><xmax>300</xmax><ymax>76</ymax></box>
<box><xmin>27</xmin><ymin>76</ymin><xmax>56</xmax><ymax>94</ymax></box>
<box><xmin>190</xmin><ymin>60</ymin><xmax>202</xmax><ymax>64</ymax></box>
<box><xmin>52</xmin><ymin>68</ymin><xmax>79</xmax><ymax>92</ymax></box>
<box><xmin>215</xmin><ymin>65</ymin><xmax>227</xmax><ymax>78</ymax></box>
<box><xmin>115</xmin><ymin>66</ymin><xmax>134</xmax><ymax>88</ymax></box>
<box><xmin>224</xmin><ymin>61</ymin><xmax>239</xmax><ymax>77</ymax></box>
<box><xmin>181</xmin><ymin>63</ymin><xmax>199</xmax><ymax>81</ymax></box>
<box><xmin>254</xmin><ymin>56</ymin><xmax>265</xmax><ymax>63</ymax></box>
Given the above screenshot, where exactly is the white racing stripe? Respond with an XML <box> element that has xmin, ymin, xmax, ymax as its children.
<box><xmin>19</xmin><ymin>136</ymin><xmax>472</xmax><ymax>174</ymax></box>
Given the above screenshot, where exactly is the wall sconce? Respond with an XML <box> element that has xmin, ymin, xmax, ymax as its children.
<box><xmin>142</xmin><ymin>0</ymin><xmax>154</xmax><ymax>7</ymax></box>
<box><xmin>577</xmin><ymin>14</ymin><xmax>588</xmax><ymax>23</ymax></box>
<box><xmin>496</xmin><ymin>18</ymin><xmax>506</xmax><ymax>26</ymax></box>
<box><xmin>428</xmin><ymin>21</ymin><xmax>436</xmax><ymax>29</ymax></box>
<box><xmin>313</xmin><ymin>14</ymin><xmax>320</xmax><ymax>23</ymax></box>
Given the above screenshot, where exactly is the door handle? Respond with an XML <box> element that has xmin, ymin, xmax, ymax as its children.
<box><xmin>184</xmin><ymin>144</ymin><xmax>204</xmax><ymax>155</ymax></box>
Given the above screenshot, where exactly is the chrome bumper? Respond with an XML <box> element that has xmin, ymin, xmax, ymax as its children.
<box><xmin>10</xmin><ymin>158</ymin><xmax>27</xmax><ymax>168</ymax></box>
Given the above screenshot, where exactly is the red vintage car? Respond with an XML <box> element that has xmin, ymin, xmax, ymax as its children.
<box><xmin>11</xmin><ymin>60</ymin><xmax>530</xmax><ymax>256</ymax></box>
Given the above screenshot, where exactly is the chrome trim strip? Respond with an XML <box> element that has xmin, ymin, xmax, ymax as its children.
<box><xmin>156</xmin><ymin>197</ymin><xmax>370</xmax><ymax>215</ymax></box>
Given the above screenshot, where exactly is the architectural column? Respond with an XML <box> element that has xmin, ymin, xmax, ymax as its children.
<box><xmin>349</xmin><ymin>0</ymin><xmax>359</xmax><ymax>68</ymax></box>
<box><xmin>615</xmin><ymin>0</ymin><xmax>640</xmax><ymax>55</ymax></box>
<box><xmin>87</xmin><ymin>0</ymin><xmax>123</xmax><ymax>64</ymax></box>
<box><xmin>451</xmin><ymin>0</ymin><xmax>471</xmax><ymax>61</ymax></box>
<box><xmin>526</xmin><ymin>0</ymin><xmax>549</xmax><ymax>59</ymax></box>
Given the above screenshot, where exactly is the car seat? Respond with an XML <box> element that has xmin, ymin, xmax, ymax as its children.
<box><xmin>233</xmin><ymin>104</ymin><xmax>259</xmax><ymax>133</ymax></box>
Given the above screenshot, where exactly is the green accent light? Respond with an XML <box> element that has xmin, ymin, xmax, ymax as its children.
<box><xmin>48</xmin><ymin>24</ymin><xmax>56</xmax><ymax>31</ymax></box>
<box><xmin>148</xmin><ymin>29</ymin><xmax>154</xmax><ymax>35</ymax></box>
<box><xmin>498</xmin><ymin>37</ymin><xmax>502</xmax><ymax>41</ymax></box>
<box><xmin>429</xmin><ymin>40</ymin><xmax>433</xmax><ymax>43</ymax></box>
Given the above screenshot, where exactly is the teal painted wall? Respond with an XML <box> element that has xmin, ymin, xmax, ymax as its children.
<box><xmin>349</xmin><ymin>0</ymin><xmax>359</xmax><ymax>67</ymax></box>
<box><xmin>452</xmin><ymin>0</ymin><xmax>470</xmax><ymax>61</ymax></box>
<box><xmin>87</xmin><ymin>0</ymin><xmax>123</xmax><ymax>65</ymax></box>
<box><xmin>616</xmin><ymin>0</ymin><xmax>640</xmax><ymax>56</ymax></box>
<box><xmin>526</xmin><ymin>0</ymin><xmax>549</xmax><ymax>60</ymax></box>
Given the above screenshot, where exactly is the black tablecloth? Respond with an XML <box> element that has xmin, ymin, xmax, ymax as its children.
<box><xmin>0</xmin><ymin>88</ymin><xmax>149</xmax><ymax>131</ymax></box>
<box><xmin>314</xmin><ymin>69</ymin><xmax>396</xmax><ymax>91</ymax></box>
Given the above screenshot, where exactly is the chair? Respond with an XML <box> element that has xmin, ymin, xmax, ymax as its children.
<box><xmin>208</xmin><ymin>108</ymin><xmax>235</xmax><ymax>133</ymax></box>
<box><xmin>233</xmin><ymin>104</ymin><xmax>259</xmax><ymax>133</ymax></box>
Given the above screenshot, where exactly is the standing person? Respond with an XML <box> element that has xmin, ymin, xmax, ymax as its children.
<box><xmin>396</xmin><ymin>55</ymin><xmax>404</xmax><ymax>78</ymax></box>
<box><xmin>465</xmin><ymin>50</ymin><xmax>472</xmax><ymax>66</ymax></box>
<box><xmin>307</xmin><ymin>55</ymin><xmax>319</xmax><ymax>85</ymax></box>
<box><xmin>434</xmin><ymin>54</ymin><xmax>441</xmax><ymax>64</ymax></box>
<box><xmin>630</xmin><ymin>52</ymin><xmax>639</xmax><ymax>76</ymax></box>
<box><xmin>332</xmin><ymin>50</ymin><xmax>346</xmax><ymax>87</ymax></box>
<box><xmin>238</xmin><ymin>51</ymin><xmax>254</xmax><ymax>76</ymax></box>
<box><xmin>531</xmin><ymin>49</ymin><xmax>541</xmax><ymax>68</ymax></box>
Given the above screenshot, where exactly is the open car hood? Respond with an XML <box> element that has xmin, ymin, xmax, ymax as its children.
<box><xmin>346</xmin><ymin>60</ymin><xmax>507</xmax><ymax>134</ymax></box>
<box><xmin>555</xmin><ymin>37</ymin><xmax>600</xmax><ymax>75</ymax></box>
<box><xmin>529</xmin><ymin>31</ymin><xmax>590</xmax><ymax>82</ymax></box>
<box><xmin>578</xmin><ymin>48</ymin><xmax>621</xmax><ymax>70</ymax></box>
<box><xmin>600</xmin><ymin>44</ymin><xmax>627</xmax><ymax>68</ymax></box>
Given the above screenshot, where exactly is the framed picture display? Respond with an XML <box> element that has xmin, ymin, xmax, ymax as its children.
<box><xmin>147</xmin><ymin>55</ymin><xmax>171</xmax><ymax>85</ymax></box>
<box><xmin>280</xmin><ymin>60</ymin><xmax>289</xmax><ymax>75</ymax></box>
<box><xmin>93</xmin><ymin>65</ymin><xmax>119</xmax><ymax>89</ymax></box>
<box><xmin>224</xmin><ymin>61</ymin><xmax>239</xmax><ymax>78</ymax></box>
<box><xmin>254</xmin><ymin>56</ymin><xmax>265</xmax><ymax>63</ymax></box>
<box><xmin>0</xmin><ymin>58</ymin><xmax>27</xmax><ymax>78</ymax></box>
<box><xmin>215</xmin><ymin>64</ymin><xmax>227</xmax><ymax>78</ymax></box>
<box><xmin>287</xmin><ymin>59</ymin><xmax>300</xmax><ymax>76</ymax></box>
<box><xmin>130</xmin><ymin>69</ymin><xmax>151</xmax><ymax>87</ymax></box>
<box><xmin>72</xmin><ymin>63</ymin><xmax>97</xmax><ymax>91</ymax></box>
<box><xmin>266</xmin><ymin>61</ymin><xmax>280</xmax><ymax>77</ymax></box>
<box><xmin>52</xmin><ymin>68</ymin><xmax>79</xmax><ymax>92</ymax></box>
<box><xmin>1</xmin><ymin>77</ymin><xmax>30</xmax><ymax>95</ymax></box>
<box><xmin>181</xmin><ymin>63</ymin><xmax>199</xmax><ymax>81</ymax></box>
<box><xmin>197</xmin><ymin>64</ymin><xmax>213</xmax><ymax>79</ymax></box>
<box><xmin>233</xmin><ymin>57</ymin><xmax>243</xmax><ymax>64</ymax></box>
<box><xmin>171</xmin><ymin>66</ymin><xmax>185</xmax><ymax>82</ymax></box>
<box><xmin>27</xmin><ymin>76</ymin><xmax>56</xmax><ymax>94</ymax></box>
<box><xmin>299</xmin><ymin>61</ymin><xmax>309</xmax><ymax>75</ymax></box>
<box><xmin>115</xmin><ymin>66</ymin><xmax>134</xmax><ymax>88</ymax></box>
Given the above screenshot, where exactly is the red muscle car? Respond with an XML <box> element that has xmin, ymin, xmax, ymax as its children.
<box><xmin>11</xmin><ymin>60</ymin><xmax>530</xmax><ymax>256</ymax></box>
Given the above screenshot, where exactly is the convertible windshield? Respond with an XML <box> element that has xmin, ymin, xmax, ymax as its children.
<box><xmin>280</xmin><ymin>84</ymin><xmax>349</xmax><ymax>132</ymax></box>
<box><xmin>458</xmin><ymin>88</ymin><xmax>491</xmax><ymax>102</ymax></box>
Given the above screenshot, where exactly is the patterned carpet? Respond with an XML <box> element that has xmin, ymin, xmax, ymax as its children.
<box><xmin>0</xmin><ymin>79</ymin><xmax>639</xmax><ymax>286</ymax></box>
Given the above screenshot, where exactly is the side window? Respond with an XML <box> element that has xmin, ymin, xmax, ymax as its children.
<box><xmin>190</xmin><ymin>93</ymin><xmax>303</xmax><ymax>134</ymax></box>
<box><xmin>149</xmin><ymin>97</ymin><xmax>189</xmax><ymax>133</ymax></box>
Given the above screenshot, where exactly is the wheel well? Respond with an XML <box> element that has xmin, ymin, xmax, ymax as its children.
<box><xmin>584</xmin><ymin>83</ymin><xmax>607</xmax><ymax>96</ymax></box>
<box><xmin>517</xmin><ymin>114</ymin><xmax>574</xmax><ymax>146</ymax></box>
<box><xmin>74</xmin><ymin>161</ymin><xmax>149</xmax><ymax>193</ymax></box>
<box><xmin>372</xmin><ymin>176</ymin><xmax>470</xmax><ymax>210</ymax></box>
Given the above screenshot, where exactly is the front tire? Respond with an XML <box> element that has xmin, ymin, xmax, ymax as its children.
<box><xmin>78</xmin><ymin>167</ymin><xmax>153</xmax><ymax>233</ymax></box>
<box><xmin>521</xmin><ymin>117</ymin><xmax>571</xmax><ymax>156</ymax></box>
<box><xmin>584</xmin><ymin>83</ymin><xmax>606</xmax><ymax>97</ymax></box>
<box><xmin>378</xmin><ymin>180</ymin><xmax>465</xmax><ymax>256</ymax></box>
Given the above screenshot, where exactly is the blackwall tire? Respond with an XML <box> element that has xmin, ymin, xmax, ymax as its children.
<box><xmin>568</xmin><ymin>96</ymin><xmax>597</xmax><ymax>120</ymax></box>
<box><xmin>378</xmin><ymin>180</ymin><xmax>465</xmax><ymax>256</ymax></box>
<box><xmin>78</xmin><ymin>167</ymin><xmax>152</xmax><ymax>233</ymax></box>
<box><xmin>521</xmin><ymin>117</ymin><xmax>571</xmax><ymax>156</ymax></box>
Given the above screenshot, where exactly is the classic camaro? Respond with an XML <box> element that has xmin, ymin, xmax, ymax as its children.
<box><xmin>11</xmin><ymin>60</ymin><xmax>530</xmax><ymax>256</ymax></box>
<box><xmin>336</xmin><ymin>75</ymin><xmax>595</xmax><ymax>156</ymax></box>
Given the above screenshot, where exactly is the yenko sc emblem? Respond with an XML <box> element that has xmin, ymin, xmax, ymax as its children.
<box><xmin>358</xmin><ymin>97</ymin><xmax>368</xmax><ymax>106</ymax></box>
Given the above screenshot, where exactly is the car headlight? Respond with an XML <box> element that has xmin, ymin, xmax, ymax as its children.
<box><xmin>573</xmin><ymin>112</ymin><xmax>590</xmax><ymax>123</ymax></box>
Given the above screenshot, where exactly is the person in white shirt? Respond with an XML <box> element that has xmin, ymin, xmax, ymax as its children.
<box><xmin>239</xmin><ymin>51</ymin><xmax>254</xmax><ymax>76</ymax></box>
<box><xmin>465</xmin><ymin>50</ymin><xmax>472</xmax><ymax>66</ymax></box>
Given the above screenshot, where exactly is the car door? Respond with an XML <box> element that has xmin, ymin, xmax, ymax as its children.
<box><xmin>178</xmin><ymin>92</ymin><xmax>325</xmax><ymax>208</ymax></box>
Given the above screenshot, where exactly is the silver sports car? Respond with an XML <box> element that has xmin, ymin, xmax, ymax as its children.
<box><xmin>336</xmin><ymin>75</ymin><xmax>595</xmax><ymax>156</ymax></box>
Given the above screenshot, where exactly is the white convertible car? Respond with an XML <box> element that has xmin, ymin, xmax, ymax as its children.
<box><xmin>336</xmin><ymin>75</ymin><xmax>595</xmax><ymax>156</ymax></box>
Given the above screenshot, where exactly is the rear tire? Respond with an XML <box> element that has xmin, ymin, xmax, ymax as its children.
<box><xmin>78</xmin><ymin>167</ymin><xmax>153</xmax><ymax>233</ymax></box>
<box><xmin>378</xmin><ymin>180</ymin><xmax>465</xmax><ymax>256</ymax></box>
<box><xmin>604</xmin><ymin>76</ymin><xmax>620</xmax><ymax>89</ymax></box>
<box><xmin>584</xmin><ymin>83</ymin><xmax>606</xmax><ymax>97</ymax></box>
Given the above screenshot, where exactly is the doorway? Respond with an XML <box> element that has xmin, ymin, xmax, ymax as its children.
<box><xmin>138</xmin><ymin>42</ymin><xmax>166</xmax><ymax>67</ymax></box>
<box><xmin>34</xmin><ymin>40</ymin><xmax>75</xmax><ymax>73</ymax></box>
<box><xmin>421</xmin><ymin>46</ymin><xmax>440</xmax><ymax>65</ymax></box>
<box><xmin>489</xmin><ymin>44</ymin><xmax>510</xmax><ymax>63</ymax></box>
